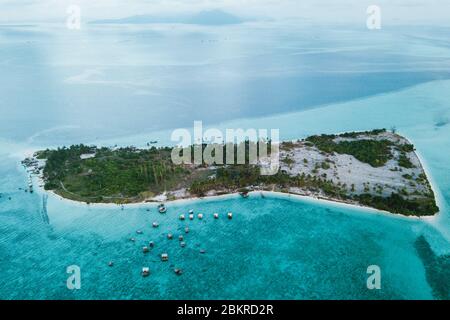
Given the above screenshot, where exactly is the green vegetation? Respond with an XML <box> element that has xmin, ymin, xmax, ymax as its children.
<box><xmin>282</xmin><ymin>157</ymin><xmax>295</xmax><ymax>166</ymax></box>
<box><xmin>321</xmin><ymin>161</ymin><xmax>331</xmax><ymax>170</ymax></box>
<box><xmin>41</xmin><ymin>145</ymin><xmax>191</xmax><ymax>203</ymax></box>
<box><xmin>306</xmin><ymin>129</ymin><xmax>393</xmax><ymax>167</ymax></box>
<box><xmin>355</xmin><ymin>192</ymin><xmax>439</xmax><ymax>216</ymax></box>
<box><xmin>189</xmin><ymin>166</ymin><xmax>347</xmax><ymax>199</ymax></box>
<box><xmin>397</xmin><ymin>143</ymin><xmax>415</xmax><ymax>153</ymax></box>
<box><xmin>398</xmin><ymin>152</ymin><xmax>415</xmax><ymax>168</ymax></box>
<box><xmin>402</xmin><ymin>173</ymin><xmax>413</xmax><ymax>180</ymax></box>
<box><xmin>31</xmin><ymin>129</ymin><xmax>438</xmax><ymax>216</ymax></box>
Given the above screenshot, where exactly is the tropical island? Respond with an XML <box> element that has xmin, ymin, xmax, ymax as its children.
<box><xmin>22</xmin><ymin>129</ymin><xmax>439</xmax><ymax>216</ymax></box>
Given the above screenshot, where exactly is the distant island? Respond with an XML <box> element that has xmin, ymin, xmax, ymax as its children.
<box><xmin>22</xmin><ymin>129</ymin><xmax>439</xmax><ymax>216</ymax></box>
<box><xmin>90</xmin><ymin>9</ymin><xmax>244</xmax><ymax>26</ymax></box>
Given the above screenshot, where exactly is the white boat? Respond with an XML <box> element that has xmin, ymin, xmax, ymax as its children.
<box><xmin>152</xmin><ymin>222</ymin><xmax>159</xmax><ymax>228</ymax></box>
<box><xmin>197</xmin><ymin>213</ymin><xmax>203</xmax><ymax>220</ymax></box>
<box><xmin>189</xmin><ymin>214</ymin><xmax>194</xmax><ymax>220</ymax></box>
<box><xmin>179</xmin><ymin>214</ymin><xmax>185</xmax><ymax>220</ymax></box>
<box><xmin>227</xmin><ymin>212</ymin><xmax>233</xmax><ymax>219</ymax></box>
<box><xmin>142</xmin><ymin>246</ymin><xmax>149</xmax><ymax>253</ymax></box>
<box><xmin>161</xmin><ymin>253</ymin><xmax>169</xmax><ymax>261</ymax></box>
<box><xmin>158</xmin><ymin>203</ymin><xmax>167</xmax><ymax>213</ymax></box>
<box><xmin>141</xmin><ymin>267</ymin><xmax>150</xmax><ymax>277</ymax></box>
<box><xmin>167</xmin><ymin>233</ymin><xmax>173</xmax><ymax>240</ymax></box>
<box><xmin>184</xmin><ymin>227</ymin><xmax>189</xmax><ymax>234</ymax></box>
<box><xmin>188</xmin><ymin>209</ymin><xmax>194</xmax><ymax>214</ymax></box>
<box><xmin>214</xmin><ymin>213</ymin><xmax>219</xmax><ymax>219</ymax></box>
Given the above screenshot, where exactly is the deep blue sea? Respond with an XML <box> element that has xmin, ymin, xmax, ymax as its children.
<box><xmin>0</xmin><ymin>22</ymin><xmax>449</xmax><ymax>299</ymax></box>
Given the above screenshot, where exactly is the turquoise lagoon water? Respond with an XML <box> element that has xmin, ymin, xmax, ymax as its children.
<box><xmin>0</xmin><ymin>22</ymin><xmax>449</xmax><ymax>299</ymax></box>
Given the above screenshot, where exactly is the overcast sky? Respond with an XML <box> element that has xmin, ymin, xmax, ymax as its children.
<box><xmin>1</xmin><ymin>0</ymin><xmax>449</xmax><ymax>25</ymax></box>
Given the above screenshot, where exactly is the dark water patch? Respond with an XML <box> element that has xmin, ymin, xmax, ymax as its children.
<box><xmin>435</xmin><ymin>118</ymin><xmax>449</xmax><ymax>128</ymax></box>
<box><xmin>415</xmin><ymin>235</ymin><xmax>450</xmax><ymax>300</ymax></box>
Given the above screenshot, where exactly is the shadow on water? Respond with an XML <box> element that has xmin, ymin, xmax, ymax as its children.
<box><xmin>415</xmin><ymin>235</ymin><xmax>450</xmax><ymax>300</ymax></box>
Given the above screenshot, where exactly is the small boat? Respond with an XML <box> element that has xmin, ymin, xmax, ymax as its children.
<box><xmin>130</xmin><ymin>237</ymin><xmax>136</xmax><ymax>242</ymax></box>
<box><xmin>199</xmin><ymin>249</ymin><xmax>206</xmax><ymax>254</ymax></box>
<box><xmin>149</xmin><ymin>241</ymin><xmax>155</xmax><ymax>248</ymax></box>
<box><xmin>161</xmin><ymin>253</ymin><xmax>169</xmax><ymax>261</ymax></box>
<box><xmin>167</xmin><ymin>233</ymin><xmax>173</xmax><ymax>240</ymax></box>
<box><xmin>213</xmin><ymin>213</ymin><xmax>219</xmax><ymax>219</ymax></box>
<box><xmin>189</xmin><ymin>214</ymin><xmax>194</xmax><ymax>220</ymax></box>
<box><xmin>179</xmin><ymin>214</ymin><xmax>185</xmax><ymax>220</ymax></box>
<box><xmin>158</xmin><ymin>207</ymin><xmax>167</xmax><ymax>213</ymax></box>
<box><xmin>178</xmin><ymin>235</ymin><xmax>184</xmax><ymax>241</ymax></box>
<box><xmin>239</xmin><ymin>191</ymin><xmax>249</xmax><ymax>198</ymax></box>
<box><xmin>180</xmin><ymin>241</ymin><xmax>186</xmax><ymax>248</ymax></box>
<box><xmin>174</xmin><ymin>268</ymin><xmax>183</xmax><ymax>275</ymax></box>
<box><xmin>108</xmin><ymin>261</ymin><xmax>114</xmax><ymax>267</ymax></box>
<box><xmin>152</xmin><ymin>222</ymin><xmax>159</xmax><ymax>228</ymax></box>
<box><xmin>136</xmin><ymin>230</ymin><xmax>143</xmax><ymax>235</ymax></box>
<box><xmin>227</xmin><ymin>212</ymin><xmax>233</xmax><ymax>219</ymax></box>
<box><xmin>184</xmin><ymin>227</ymin><xmax>189</xmax><ymax>234</ymax></box>
<box><xmin>188</xmin><ymin>209</ymin><xmax>194</xmax><ymax>214</ymax></box>
<box><xmin>158</xmin><ymin>203</ymin><xmax>167</xmax><ymax>213</ymax></box>
<box><xmin>141</xmin><ymin>267</ymin><xmax>150</xmax><ymax>277</ymax></box>
<box><xmin>142</xmin><ymin>246</ymin><xmax>149</xmax><ymax>253</ymax></box>
<box><xmin>197</xmin><ymin>213</ymin><xmax>203</xmax><ymax>220</ymax></box>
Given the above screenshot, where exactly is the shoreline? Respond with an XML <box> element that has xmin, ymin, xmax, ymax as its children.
<box><xmin>20</xmin><ymin>134</ymin><xmax>441</xmax><ymax>221</ymax></box>
<box><xmin>30</xmin><ymin>173</ymin><xmax>435</xmax><ymax>222</ymax></box>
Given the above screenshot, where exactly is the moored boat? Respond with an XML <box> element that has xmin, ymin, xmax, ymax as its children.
<box><xmin>158</xmin><ymin>203</ymin><xmax>167</xmax><ymax>213</ymax></box>
<box><xmin>174</xmin><ymin>268</ymin><xmax>183</xmax><ymax>275</ymax></box>
<box><xmin>239</xmin><ymin>191</ymin><xmax>249</xmax><ymax>198</ymax></box>
<box><xmin>141</xmin><ymin>267</ymin><xmax>150</xmax><ymax>277</ymax></box>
